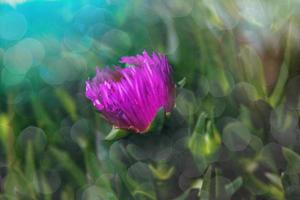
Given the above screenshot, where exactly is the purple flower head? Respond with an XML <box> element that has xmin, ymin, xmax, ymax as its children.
<box><xmin>85</xmin><ymin>51</ymin><xmax>175</xmax><ymax>133</ymax></box>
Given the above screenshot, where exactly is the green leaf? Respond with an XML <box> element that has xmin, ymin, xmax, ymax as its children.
<box><xmin>225</xmin><ymin>177</ymin><xmax>243</xmax><ymax>196</ymax></box>
<box><xmin>4</xmin><ymin>170</ymin><xmax>30</xmax><ymax>199</ymax></box>
<box><xmin>239</xmin><ymin>45</ymin><xmax>267</xmax><ymax>99</ymax></box>
<box><xmin>193</xmin><ymin>112</ymin><xmax>208</xmax><ymax>134</ymax></box>
<box><xmin>199</xmin><ymin>166</ymin><xmax>212</xmax><ymax>200</ymax></box>
<box><xmin>265</xmin><ymin>173</ymin><xmax>283</xmax><ymax>189</ymax></box>
<box><xmin>55</xmin><ymin>88</ymin><xmax>77</xmax><ymax>121</ymax></box>
<box><xmin>188</xmin><ymin>112</ymin><xmax>207</xmax><ymax>155</ymax></box>
<box><xmin>39</xmin><ymin>174</ymin><xmax>53</xmax><ymax>199</ymax></box>
<box><xmin>49</xmin><ymin>147</ymin><xmax>86</xmax><ymax>185</ymax></box>
<box><xmin>31</xmin><ymin>95</ymin><xmax>55</xmax><ymax>130</ymax></box>
<box><xmin>282</xmin><ymin>172</ymin><xmax>300</xmax><ymax>200</ymax></box>
<box><xmin>25</xmin><ymin>142</ymin><xmax>38</xmax><ymax>196</ymax></box>
<box><xmin>245</xmin><ymin>174</ymin><xmax>284</xmax><ymax>200</ymax></box>
<box><xmin>269</xmin><ymin>62</ymin><xmax>288</xmax><ymax>107</ymax></box>
<box><xmin>105</xmin><ymin>127</ymin><xmax>129</xmax><ymax>141</ymax></box>
<box><xmin>282</xmin><ymin>147</ymin><xmax>300</xmax><ymax>174</ymax></box>
<box><xmin>84</xmin><ymin>149</ymin><xmax>101</xmax><ymax>180</ymax></box>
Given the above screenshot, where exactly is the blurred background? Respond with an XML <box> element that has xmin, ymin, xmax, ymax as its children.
<box><xmin>1</xmin><ymin>0</ymin><xmax>300</xmax><ymax>199</ymax></box>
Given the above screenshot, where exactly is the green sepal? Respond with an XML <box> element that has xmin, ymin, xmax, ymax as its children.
<box><xmin>143</xmin><ymin>107</ymin><xmax>165</xmax><ymax>134</ymax></box>
<box><xmin>105</xmin><ymin>127</ymin><xmax>130</xmax><ymax>141</ymax></box>
<box><xmin>188</xmin><ymin>113</ymin><xmax>221</xmax><ymax>159</ymax></box>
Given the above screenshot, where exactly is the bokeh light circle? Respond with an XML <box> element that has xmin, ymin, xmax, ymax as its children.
<box><xmin>88</xmin><ymin>23</ymin><xmax>111</xmax><ymax>41</ymax></box>
<box><xmin>134</xmin><ymin>2</ymin><xmax>160</xmax><ymax>24</ymax></box>
<box><xmin>176</xmin><ymin>88</ymin><xmax>198</xmax><ymax>117</ymax></box>
<box><xmin>0</xmin><ymin>11</ymin><xmax>27</xmax><ymax>40</ymax></box>
<box><xmin>39</xmin><ymin>53</ymin><xmax>86</xmax><ymax>85</ymax></box>
<box><xmin>126</xmin><ymin>143</ymin><xmax>150</xmax><ymax>161</ymax></box>
<box><xmin>17</xmin><ymin>38</ymin><xmax>45</xmax><ymax>66</ymax></box>
<box><xmin>270</xmin><ymin>104</ymin><xmax>298</xmax><ymax>132</ymax></box>
<box><xmin>70</xmin><ymin>118</ymin><xmax>90</xmax><ymax>148</ymax></box>
<box><xmin>232</xmin><ymin>82</ymin><xmax>259</xmax><ymax>105</ymax></box>
<box><xmin>127</xmin><ymin>161</ymin><xmax>152</xmax><ymax>183</ymax></box>
<box><xmin>223</xmin><ymin>121</ymin><xmax>252</xmax><ymax>151</ymax></box>
<box><xmin>73</xmin><ymin>5</ymin><xmax>112</xmax><ymax>32</ymax></box>
<box><xmin>270</xmin><ymin>104</ymin><xmax>299</xmax><ymax>146</ymax></box>
<box><xmin>208</xmin><ymin>70</ymin><xmax>235</xmax><ymax>97</ymax></box>
<box><xmin>99</xmin><ymin>29</ymin><xmax>132</xmax><ymax>57</ymax></box>
<box><xmin>33</xmin><ymin>170</ymin><xmax>61</xmax><ymax>194</ymax></box>
<box><xmin>17</xmin><ymin>126</ymin><xmax>47</xmax><ymax>154</ymax></box>
<box><xmin>3</xmin><ymin>44</ymin><xmax>33</xmax><ymax>75</ymax></box>
<box><xmin>64</xmin><ymin>28</ymin><xmax>93</xmax><ymax>52</ymax></box>
<box><xmin>258</xmin><ymin>143</ymin><xmax>285</xmax><ymax>171</ymax></box>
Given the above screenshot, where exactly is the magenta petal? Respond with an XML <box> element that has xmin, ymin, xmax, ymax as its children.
<box><xmin>85</xmin><ymin>51</ymin><xmax>175</xmax><ymax>133</ymax></box>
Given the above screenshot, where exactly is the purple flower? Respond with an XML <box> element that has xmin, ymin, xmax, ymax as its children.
<box><xmin>85</xmin><ymin>51</ymin><xmax>175</xmax><ymax>133</ymax></box>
